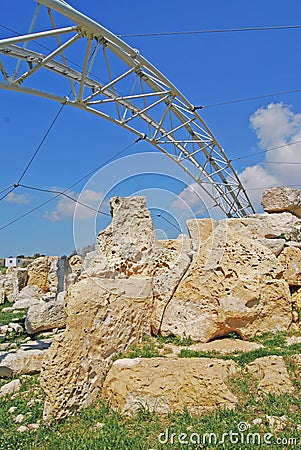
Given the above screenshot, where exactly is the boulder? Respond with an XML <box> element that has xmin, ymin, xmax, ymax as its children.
<box><xmin>67</xmin><ymin>254</ymin><xmax>83</xmax><ymax>285</ymax></box>
<box><xmin>4</xmin><ymin>268</ymin><xmax>28</xmax><ymax>302</ymax></box>
<box><xmin>278</xmin><ymin>247</ymin><xmax>301</xmax><ymax>286</ymax></box>
<box><xmin>161</xmin><ymin>223</ymin><xmax>292</xmax><ymax>342</ymax></box>
<box><xmin>13</xmin><ymin>285</ymin><xmax>42</xmax><ymax>309</ymax></box>
<box><xmin>25</xmin><ymin>294</ymin><xmax>66</xmax><ymax>334</ymax></box>
<box><xmin>219</xmin><ymin>212</ymin><xmax>301</xmax><ymax>243</ymax></box>
<box><xmin>262</xmin><ymin>186</ymin><xmax>301</xmax><ymax>218</ymax></box>
<box><xmin>247</xmin><ymin>355</ymin><xmax>294</xmax><ymax>395</ymax></box>
<box><xmin>102</xmin><ymin>357</ymin><xmax>239</xmax><ymax>415</ymax></box>
<box><xmin>27</xmin><ymin>256</ymin><xmax>69</xmax><ymax>294</ymax></box>
<box><xmin>0</xmin><ymin>379</ymin><xmax>21</xmax><ymax>397</ymax></box>
<box><xmin>41</xmin><ymin>276</ymin><xmax>153</xmax><ymax>421</ymax></box>
<box><xmin>0</xmin><ymin>348</ymin><xmax>46</xmax><ymax>377</ymax></box>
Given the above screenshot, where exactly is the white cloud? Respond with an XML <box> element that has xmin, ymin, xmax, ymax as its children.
<box><xmin>5</xmin><ymin>192</ymin><xmax>29</xmax><ymax>204</ymax></box>
<box><xmin>239</xmin><ymin>102</ymin><xmax>301</xmax><ymax>210</ymax></box>
<box><xmin>173</xmin><ymin>102</ymin><xmax>301</xmax><ymax>216</ymax></box>
<box><xmin>44</xmin><ymin>189</ymin><xmax>105</xmax><ymax>221</ymax></box>
<box><xmin>250</xmin><ymin>102</ymin><xmax>301</xmax><ymax>149</ymax></box>
<box><xmin>238</xmin><ymin>165</ymin><xmax>280</xmax><ymax>210</ymax></box>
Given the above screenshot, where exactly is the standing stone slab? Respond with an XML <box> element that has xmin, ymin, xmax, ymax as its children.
<box><xmin>41</xmin><ymin>277</ymin><xmax>153</xmax><ymax>421</ymax></box>
<box><xmin>161</xmin><ymin>223</ymin><xmax>292</xmax><ymax>342</ymax></box>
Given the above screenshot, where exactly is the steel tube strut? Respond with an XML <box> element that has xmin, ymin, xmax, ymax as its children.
<box><xmin>0</xmin><ymin>0</ymin><xmax>255</xmax><ymax>218</ymax></box>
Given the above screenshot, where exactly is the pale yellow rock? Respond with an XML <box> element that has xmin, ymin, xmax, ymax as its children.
<box><xmin>186</xmin><ymin>338</ymin><xmax>264</xmax><ymax>355</ymax></box>
<box><xmin>0</xmin><ymin>349</ymin><xmax>45</xmax><ymax>377</ymax></box>
<box><xmin>82</xmin><ymin>197</ymin><xmax>192</xmax><ymax>333</ymax></box>
<box><xmin>69</xmin><ymin>255</ymin><xmax>82</xmax><ymax>272</ymax></box>
<box><xmin>102</xmin><ymin>357</ymin><xmax>239</xmax><ymax>415</ymax></box>
<box><xmin>161</xmin><ymin>223</ymin><xmax>292</xmax><ymax>342</ymax></box>
<box><xmin>151</xmin><ymin>235</ymin><xmax>191</xmax><ymax>334</ymax></box>
<box><xmin>41</xmin><ymin>277</ymin><xmax>153</xmax><ymax>421</ymax></box>
<box><xmin>247</xmin><ymin>355</ymin><xmax>294</xmax><ymax>395</ymax></box>
<box><xmin>261</xmin><ymin>186</ymin><xmax>301</xmax><ymax>218</ymax></box>
<box><xmin>220</xmin><ymin>212</ymin><xmax>301</xmax><ymax>242</ymax></box>
<box><xmin>27</xmin><ymin>257</ymin><xmax>52</xmax><ymax>293</ymax></box>
<box><xmin>3</xmin><ymin>268</ymin><xmax>28</xmax><ymax>302</ymax></box>
<box><xmin>278</xmin><ymin>247</ymin><xmax>301</xmax><ymax>286</ymax></box>
<box><xmin>292</xmin><ymin>288</ymin><xmax>301</xmax><ymax>309</ymax></box>
<box><xmin>186</xmin><ymin>218</ymin><xmax>216</xmax><ymax>251</ymax></box>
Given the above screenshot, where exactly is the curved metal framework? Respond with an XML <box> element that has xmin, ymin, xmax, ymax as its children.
<box><xmin>0</xmin><ymin>0</ymin><xmax>255</xmax><ymax>217</ymax></box>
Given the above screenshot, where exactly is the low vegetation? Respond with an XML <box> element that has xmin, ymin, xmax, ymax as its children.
<box><xmin>1</xmin><ymin>330</ymin><xmax>301</xmax><ymax>448</ymax></box>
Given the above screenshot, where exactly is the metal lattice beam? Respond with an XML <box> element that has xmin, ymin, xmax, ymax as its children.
<box><xmin>0</xmin><ymin>0</ymin><xmax>255</xmax><ymax>217</ymax></box>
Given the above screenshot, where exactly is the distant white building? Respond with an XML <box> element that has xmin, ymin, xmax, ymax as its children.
<box><xmin>5</xmin><ymin>257</ymin><xmax>23</xmax><ymax>268</ymax></box>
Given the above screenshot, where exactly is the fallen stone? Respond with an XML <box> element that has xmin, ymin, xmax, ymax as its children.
<box><xmin>16</xmin><ymin>425</ymin><xmax>28</xmax><ymax>433</ymax></box>
<box><xmin>8</xmin><ymin>322</ymin><xmax>23</xmax><ymax>334</ymax></box>
<box><xmin>266</xmin><ymin>415</ymin><xmax>288</xmax><ymax>432</ymax></box>
<box><xmin>25</xmin><ymin>295</ymin><xmax>66</xmax><ymax>334</ymax></box>
<box><xmin>161</xmin><ymin>223</ymin><xmax>292</xmax><ymax>342</ymax></box>
<box><xmin>220</xmin><ymin>212</ymin><xmax>301</xmax><ymax>243</ymax></box>
<box><xmin>14</xmin><ymin>413</ymin><xmax>25</xmax><ymax>423</ymax></box>
<box><xmin>13</xmin><ymin>285</ymin><xmax>43</xmax><ymax>310</ymax></box>
<box><xmin>102</xmin><ymin>357</ymin><xmax>239</xmax><ymax>415</ymax></box>
<box><xmin>247</xmin><ymin>355</ymin><xmax>294</xmax><ymax>395</ymax></box>
<box><xmin>262</xmin><ymin>186</ymin><xmax>301</xmax><ymax>218</ymax></box>
<box><xmin>286</xmin><ymin>336</ymin><xmax>301</xmax><ymax>346</ymax></box>
<box><xmin>0</xmin><ymin>379</ymin><xmax>21</xmax><ymax>397</ymax></box>
<box><xmin>0</xmin><ymin>348</ymin><xmax>46</xmax><ymax>377</ymax></box>
<box><xmin>28</xmin><ymin>423</ymin><xmax>39</xmax><ymax>430</ymax></box>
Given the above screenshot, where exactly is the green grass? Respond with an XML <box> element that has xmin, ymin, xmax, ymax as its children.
<box><xmin>1</xmin><ymin>370</ymin><xmax>301</xmax><ymax>449</ymax></box>
<box><xmin>0</xmin><ymin>300</ymin><xmax>27</xmax><ymax>326</ymax></box>
<box><xmin>1</xmin><ymin>330</ymin><xmax>301</xmax><ymax>449</ymax></box>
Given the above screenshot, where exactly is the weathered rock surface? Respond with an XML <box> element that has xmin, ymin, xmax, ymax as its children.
<box><xmin>13</xmin><ymin>285</ymin><xmax>43</xmax><ymax>309</ymax></box>
<box><xmin>4</xmin><ymin>268</ymin><xmax>28</xmax><ymax>302</ymax></box>
<box><xmin>102</xmin><ymin>357</ymin><xmax>239</xmax><ymax>414</ymax></box>
<box><xmin>220</xmin><ymin>212</ymin><xmax>301</xmax><ymax>243</ymax></box>
<box><xmin>247</xmin><ymin>355</ymin><xmax>294</xmax><ymax>395</ymax></box>
<box><xmin>67</xmin><ymin>254</ymin><xmax>83</xmax><ymax>284</ymax></box>
<box><xmin>41</xmin><ymin>277</ymin><xmax>153</xmax><ymax>421</ymax></box>
<box><xmin>185</xmin><ymin>338</ymin><xmax>264</xmax><ymax>355</ymax></box>
<box><xmin>278</xmin><ymin>247</ymin><xmax>301</xmax><ymax>286</ymax></box>
<box><xmin>27</xmin><ymin>256</ymin><xmax>69</xmax><ymax>294</ymax></box>
<box><xmin>25</xmin><ymin>294</ymin><xmax>66</xmax><ymax>334</ymax></box>
<box><xmin>186</xmin><ymin>218</ymin><xmax>216</xmax><ymax>252</ymax></box>
<box><xmin>262</xmin><ymin>186</ymin><xmax>301</xmax><ymax>218</ymax></box>
<box><xmin>0</xmin><ymin>379</ymin><xmax>21</xmax><ymax>397</ymax></box>
<box><xmin>161</xmin><ymin>223</ymin><xmax>292</xmax><ymax>342</ymax></box>
<box><xmin>0</xmin><ymin>348</ymin><xmax>46</xmax><ymax>377</ymax></box>
<box><xmin>81</xmin><ymin>197</ymin><xmax>193</xmax><ymax>334</ymax></box>
<box><xmin>151</xmin><ymin>235</ymin><xmax>192</xmax><ymax>334</ymax></box>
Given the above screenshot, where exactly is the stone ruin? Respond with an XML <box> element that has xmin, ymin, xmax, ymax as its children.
<box><xmin>0</xmin><ymin>186</ymin><xmax>301</xmax><ymax>419</ymax></box>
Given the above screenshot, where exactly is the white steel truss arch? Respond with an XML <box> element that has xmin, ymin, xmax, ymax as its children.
<box><xmin>0</xmin><ymin>0</ymin><xmax>255</xmax><ymax>217</ymax></box>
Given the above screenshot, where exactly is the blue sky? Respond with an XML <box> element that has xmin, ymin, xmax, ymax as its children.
<box><xmin>0</xmin><ymin>0</ymin><xmax>301</xmax><ymax>257</ymax></box>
